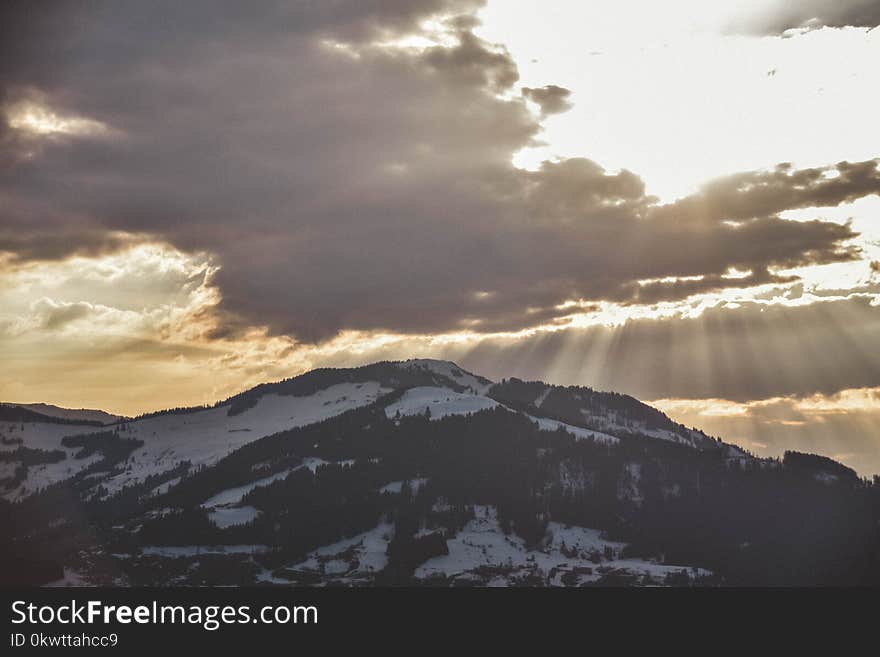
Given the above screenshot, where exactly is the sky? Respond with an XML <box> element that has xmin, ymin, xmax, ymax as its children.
<box><xmin>1</xmin><ymin>0</ymin><xmax>879</xmax><ymax>475</ymax></box>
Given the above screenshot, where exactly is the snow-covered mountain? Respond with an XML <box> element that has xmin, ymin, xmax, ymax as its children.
<box><xmin>1</xmin><ymin>359</ymin><xmax>875</xmax><ymax>587</ymax></box>
<box><xmin>0</xmin><ymin>359</ymin><xmax>740</xmax><ymax>502</ymax></box>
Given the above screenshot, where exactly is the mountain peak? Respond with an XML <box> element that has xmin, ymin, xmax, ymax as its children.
<box><xmin>393</xmin><ymin>358</ymin><xmax>493</xmax><ymax>392</ymax></box>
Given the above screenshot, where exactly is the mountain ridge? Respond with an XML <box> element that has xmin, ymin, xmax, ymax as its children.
<box><xmin>0</xmin><ymin>358</ymin><xmax>828</xmax><ymax>503</ymax></box>
<box><xmin>1</xmin><ymin>402</ymin><xmax>123</xmax><ymax>425</ymax></box>
<box><xmin>2</xmin><ymin>358</ymin><xmax>876</xmax><ymax>587</ymax></box>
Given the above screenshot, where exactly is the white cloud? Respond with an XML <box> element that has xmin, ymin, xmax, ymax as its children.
<box><xmin>480</xmin><ymin>2</ymin><xmax>880</xmax><ymax>202</ymax></box>
<box><xmin>6</xmin><ymin>100</ymin><xmax>113</xmax><ymax>138</ymax></box>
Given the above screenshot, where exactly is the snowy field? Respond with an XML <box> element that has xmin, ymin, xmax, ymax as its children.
<box><xmin>252</xmin><ymin>506</ymin><xmax>709</xmax><ymax>587</ymax></box>
<box><xmin>414</xmin><ymin>506</ymin><xmax>709</xmax><ymax>586</ymax></box>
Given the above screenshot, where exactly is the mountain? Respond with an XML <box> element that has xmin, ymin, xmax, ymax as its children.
<box><xmin>1</xmin><ymin>359</ymin><xmax>877</xmax><ymax>587</ymax></box>
<box><xmin>4</xmin><ymin>402</ymin><xmax>123</xmax><ymax>426</ymax></box>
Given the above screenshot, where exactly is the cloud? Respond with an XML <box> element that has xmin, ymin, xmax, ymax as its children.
<box><xmin>651</xmin><ymin>160</ymin><xmax>880</xmax><ymax>225</ymax></box>
<box><xmin>435</xmin><ymin>295</ymin><xmax>880</xmax><ymax>403</ymax></box>
<box><xmin>1</xmin><ymin>0</ymin><xmax>878</xmax><ymax>345</ymax></box>
<box><xmin>522</xmin><ymin>85</ymin><xmax>573</xmax><ymax>117</ymax></box>
<box><xmin>16</xmin><ymin>297</ymin><xmax>166</xmax><ymax>336</ymax></box>
<box><xmin>0</xmin><ymin>227</ymin><xmax>143</xmax><ymax>264</ymax></box>
<box><xmin>4</xmin><ymin>99</ymin><xmax>112</xmax><ymax>138</ymax></box>
<box><xmin>652</xmin><ymin>388</ymin><xmax>880</xmax><ymax>477</ymax></box>
<box><xmin>31</xmin><ymin>298</ymin><xmax>95</xmax><ymax>330</ymax></box>
<box><xmin>732</xmin><ymin>0</ymin><xmax>880</xmax><ymax>35</ymax></box>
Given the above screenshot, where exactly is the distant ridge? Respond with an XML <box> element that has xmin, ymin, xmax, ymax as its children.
<box><xmin>1</xmin><ymin>402</ymin><xmax>122</xmax><ymax>425</ymax></box>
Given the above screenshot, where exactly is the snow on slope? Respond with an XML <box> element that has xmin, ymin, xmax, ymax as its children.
<box><xmin>254</xmin><ymin>506</ymin><xmax>709</xmax><ymax>586</ymax></box>
<box><xmin>285</xmin><ymin>521</ymin><xmax>394</xmax><ymax>579</ymax></box>
<box><xmin>0</xmin><ymin>421</ymin><xmax>95</xmax><ymax>454</ymax></box>
<box><xmin>414</xmin><ymin>505</ymin><xmax>709</xmax><ymax>586</ymax></box>
<box><xmin>380</xmin><ymin>477</ymin><xmax>428</xmax><ymax>494</ymax></box>
<box><xmin>208</xmin><ymin>506</ymin><xmax>261</xmax><ymax>528</ymax></box>
<box><xmin>202</xmin><ymin>469</ymin><xmax>297</xmax><ymax>508</ymax></box>
<box><xmin>202</xmin><ymin>457</ymin><xmax>351</xmax><ymax>509</ymax></box>
<box><xmin>526</xmin><ymin>415</ymin><xmax>619</xmax><ymax>445</ymax></box>
<box><xmin>45</xmin><ymin>569</ymin><xmax>91</xmax><ymax>588</ymax></box>
<box><xmin>1</xmin><ymin>421</ymin><xmax>108</xmax><ymax>499</ymax></box>
<box><xmin>534</xmin><ymin>387</ymin><xmax>551</xmax><ymax>408</ymax></box>
<box><xmin>2</xmin><ymin>381</ymin><xmax>388</xmax><ymax>499</ymax></box>
<box><xmin>385</xmin><ymin>386</ymin><xmax>499</xmax><ymax>420</ymax></box>
<box><xmin>102</xmin><ymin>381</ymin><xmax>389</xmax><ymax>494</ymax></box>
<box><xmin>150</xmin><ymin>477</ymin><xmax>181</xmax><ymax>497</ymax></box>
<box><xmin>577</xmin><ymin>408</ymin><xmax>709</xmax><ymax>448</ymax></box>
<box><xmin>397</xmin><ymin>359</ymin><xmax>492</xmax><ymax>394</ymax></box>
<box><xmin>639</xmin><ymin>426</ymin><xmax>705</xmax><ymax>448</ymax></box>
<box><xmin>381</xmin><ymin>374</ymin><xmax>700</xmax><ymax>449</ymax></box>
<box><xmin>382</xmin><ymin>387</ymin><xmax>619</xmax><ymax>446</ymax></box>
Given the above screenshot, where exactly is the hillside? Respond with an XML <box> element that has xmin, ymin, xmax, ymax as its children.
<box><xmin>1</xmin><ymin>359</ymin><xmax>877</xmax><ymax>587</ymax></box>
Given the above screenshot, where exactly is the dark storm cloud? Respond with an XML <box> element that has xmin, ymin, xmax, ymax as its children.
<box><xmin>1</xmin><ymin>1</ymin><xmax>879</xmax><ymax>341</ymax></box>
<box><xmin>506</xmin><ymin>158</ymin><xmax>869</xmax><ymax>309</ymax></box>
<box><xmin>522</xmin><ymin>85</ymin><xmax>573</xmax><ymax>117</ymax></box>
<box><xmin>0</xmin><ymin>227</ymin><xmax>139</xmax><ymax>263</ymax></box>
<box><xmin>733</xmin><ymin>0</ymin><xmax>880</xmax><ymax>34</ymax></box>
